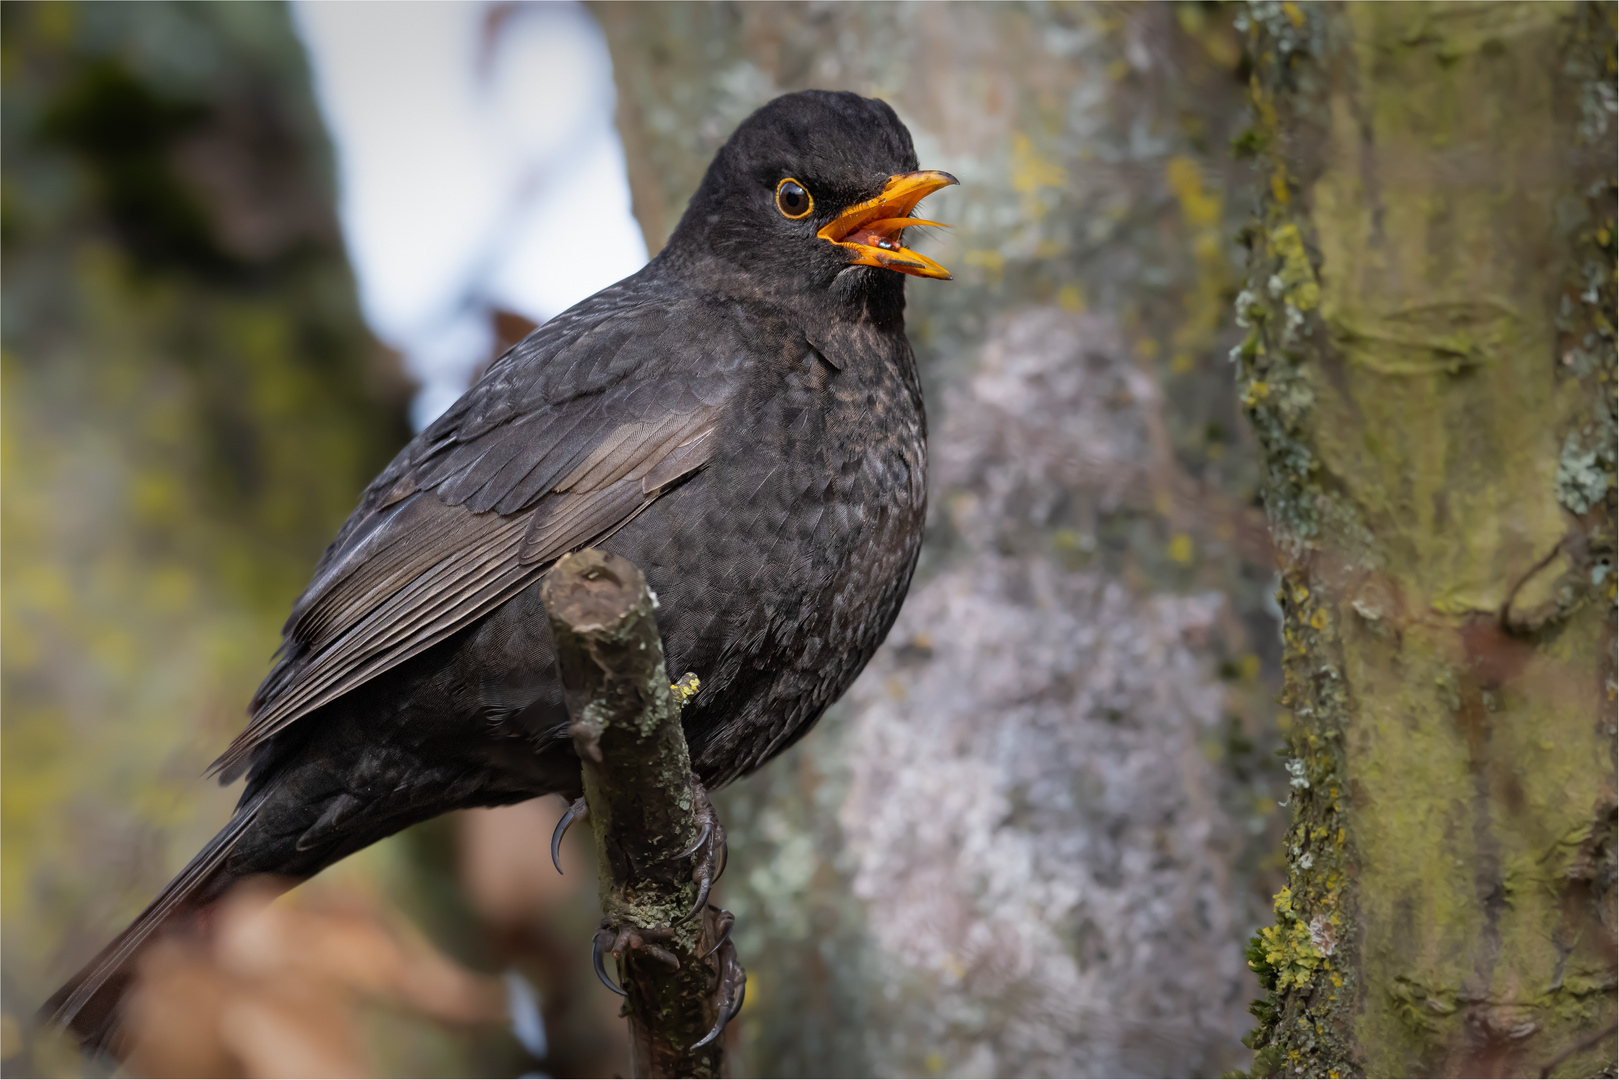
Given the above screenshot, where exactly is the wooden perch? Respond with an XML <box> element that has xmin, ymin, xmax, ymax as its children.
<box><xmin>540</xmin><ymin>548</ymin><xmax>734</xmax><ymax>1079</ymax></box>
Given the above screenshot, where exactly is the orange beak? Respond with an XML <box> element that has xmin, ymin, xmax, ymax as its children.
<box><xmin>817</xmin><ymin>170</ymin><xmax>959</xmax><ymax>280</ymax></box>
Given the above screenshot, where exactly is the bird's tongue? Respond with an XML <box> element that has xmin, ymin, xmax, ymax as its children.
<box><xmin>842</xmin><ymin>215</ymin><xmax>944</xmax><ymax>253</ymax></box>
<box><xmin>848</xmin><ymin>225</ymin><xmax>902</xmax><ymax>252</ymax></box>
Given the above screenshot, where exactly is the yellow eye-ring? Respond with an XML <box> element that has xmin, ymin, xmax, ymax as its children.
<box><xmin>775</xmin><ymin>178</ymin><xmax>813</xmax><ymax>220</ymax></box>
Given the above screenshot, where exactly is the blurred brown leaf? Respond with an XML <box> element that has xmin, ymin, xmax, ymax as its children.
<box><xmin>123</xmin><ymin>881</ymin><xmax>506</xmax><ymax>1079</ymax></box>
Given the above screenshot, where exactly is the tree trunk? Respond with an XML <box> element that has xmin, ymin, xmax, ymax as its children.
<box><xmin>1234</xmin><ymin>2</ymin><xmax>1617</xmax><ymax>1076</ymax></box>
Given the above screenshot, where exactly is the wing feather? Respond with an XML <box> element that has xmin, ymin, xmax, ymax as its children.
<box><xmin>560</xmin><ymin>407</ymin><xmax>717</xmax><ymax>491</ymax></box>
<box><xmin>519</xmin><ymin>478</ymin><xmax>648</xmax><ymax>566</ymax></box>
<box><xmin>213</xmin><ymin>293</ymin><xmax>745</xmax><ymax>781</ymax></box>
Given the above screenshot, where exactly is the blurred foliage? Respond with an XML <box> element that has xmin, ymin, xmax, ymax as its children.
<box><xmin>0</xmin><ymin>2</ymin><xmax>424</xmax><ymax>1073</ymax></box>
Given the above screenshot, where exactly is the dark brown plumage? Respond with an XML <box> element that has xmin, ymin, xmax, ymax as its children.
<box><xmin>44</xmin><ymin>88</ymin><xmax>955</xmax><ymax>1052</ymax></box>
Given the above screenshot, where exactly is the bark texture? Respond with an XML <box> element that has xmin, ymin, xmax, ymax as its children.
<box><xmin>542</xmin><ymin>548</ymin><xmax>730</xmax><ymax>1079</ymax></box>
<box><xmin>593</xmin><ymin>4</ymin><xmax>1284</xmax><ymax>1076</ymax></box>
<box><xmin>1234</xmin><ymin>3</ymin><xmax>1617</xmax><ymax>1076</ymax></box>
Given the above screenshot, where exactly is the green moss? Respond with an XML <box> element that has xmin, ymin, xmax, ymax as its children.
<box><xmin>1229</xmin><ymin>15</ymin><xmax>1364</xmax><ymax>1069</ymax></box>
<box><xmin>1231</xmin><ymin>126</ymin><xmax>1266</xmax><ymax>161</ymax></box>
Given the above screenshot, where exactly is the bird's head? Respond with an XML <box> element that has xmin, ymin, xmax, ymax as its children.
<box><xmin>664</xmin><ymin>90</ymin><xmax>957</xmax><ymax>312</ymax></box>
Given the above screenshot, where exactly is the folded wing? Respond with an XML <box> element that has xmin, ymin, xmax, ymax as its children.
<box><xmin>212</xmin><ymin>297</ymin><xmax>740</xmax><ymax>780</ymax></box>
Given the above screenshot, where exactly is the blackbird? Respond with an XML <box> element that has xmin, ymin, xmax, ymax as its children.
<box><xmin>45</xmin><ymin>88</ymin><xmax>955</xmax><ymax>1052</ymax></box>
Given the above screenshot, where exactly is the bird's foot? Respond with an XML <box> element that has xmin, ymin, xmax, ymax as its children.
<box><xmin>587</xmin><ymin>902</ymin><xmax>733</xmax><ymax>996</ymax></box>
<box><xmin>591</xmin><ymin>918</ymin><xmax>678</xmax><ymax>996</ymax></box>
<box><xmin>676</xmin><ymin>778</ymin><xmax>728</xmax><ymax>923</ymax></box>
<box><xmin>682</xmin><ymin>784</ymin><xmax>741</xmax><ymax>1045</ymax></box>
<box><xmin>586</xmin><ymin>782</ymin><xmax>733</xmax><ymax>1007</ymax></box>
<box><xmin>588</xmin><ymin>905</ymin><xmax>745</xmax><ymax>1046</ymax></box>
<box><xmin>693</xmin><ymin>912</ymin><xmax>746</xmax><ymax>1049</ymax></box>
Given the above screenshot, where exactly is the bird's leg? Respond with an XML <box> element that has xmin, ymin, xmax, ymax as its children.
<box><xmin>682</xmin><ymin>783</ymin><xmax>742</xmax><ymax>1045</ymax></box>
<box><xmin>691</xmin><ymin>932</ymin><xmax>747</xmax><ymax>1049</ymax></box>
<box><xmin>701</xmin><ymin>905</ymin><xmax>735</xmax><ymax>959</ymax></box>
<box><xmin>591</xmin><ymin>905</ymin><xmax>745</xmax><ymax>1050</ymax></box>
<box><xmin>676</xmin><ymin>779</ymin><xmax>726</xmax><ymax>923</ymax></box>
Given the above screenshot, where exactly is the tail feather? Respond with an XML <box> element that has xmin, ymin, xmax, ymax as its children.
<box><xmin>40</xmin><ymin>794</ymin><xmax>269</xmax><ymax>1054</ymax></box>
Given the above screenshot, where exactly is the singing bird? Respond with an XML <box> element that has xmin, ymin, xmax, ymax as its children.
<box><xmin>45</xmin><ymin>89</ymin><xmax>955</xmax><ymax>1051</ymax></box>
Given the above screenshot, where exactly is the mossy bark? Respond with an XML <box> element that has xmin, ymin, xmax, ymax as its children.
<box><xmin>541</xmin><ymin>549</ymin><xmax>729</xmax><ymax>1078</ymax></box>
<box><xmin>1235</xmin><ymin>3</ymin><xmax>1617</xmax><ymax>1076</ymax></box>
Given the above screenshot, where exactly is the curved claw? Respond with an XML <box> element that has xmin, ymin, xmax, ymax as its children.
<box><xmin>690</xmin><ymin>947</ymin><xmax>745</xmax><ymax>1050</ymax></box>
<box><xmin>691</xmin><ymin>1009</ymin><xmax>727</xmax><ymax>1050</ymax></box>
<box><xmin>675</xmin><ymin>819</ymin><xmax>712</xmax><ymax>861</ymax></box>
<box><xmin>702</xmin><ymin>909</ymin><xmax>735</xmax><ymax>960</ymax></box>
<box><xmin>552</xmin><ymin>797</ymin><xmax>586</xmax><ymax>876</ymax></box>
<box><xmin>678</xmin><ymin>873</ymin><xmax>713</xmax><ymax>925</ymax></box>
<box><xmin>592</xmin><ymin>930</ymin><xmax>626</xmax><ymax>997</ymax></box>
<box><xmin>716</xmin><ymin>837</ymin><xmax>729</xmax><ymax>882</ymax></box>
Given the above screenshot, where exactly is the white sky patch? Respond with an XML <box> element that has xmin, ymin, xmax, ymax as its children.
<box><xmin>294</xmin><ymin>1</ymin><xmax>649</xmax><ymax>429</ymax></box>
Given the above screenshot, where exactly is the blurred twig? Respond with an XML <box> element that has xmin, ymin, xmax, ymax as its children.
<box><xmin>541</xmin><ymin>549</ymin><xmax>730</xmax><ymax>1078</ymax></box>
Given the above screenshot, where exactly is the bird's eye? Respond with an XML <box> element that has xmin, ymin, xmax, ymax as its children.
<box><xmin>775</xmin><ymin>178</ymin><xmax>813</xmax><ymax>220</ymax></box>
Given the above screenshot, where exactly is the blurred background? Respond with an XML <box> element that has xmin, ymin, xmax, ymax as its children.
<box><xmin>1</xmin><ymin>2</ymin><xmax>1288</xmax><ymax>1076</ymax></box>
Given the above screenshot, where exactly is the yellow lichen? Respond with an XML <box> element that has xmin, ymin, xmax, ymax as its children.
<box><xmin>671</xmin><ymin>672</ymin><xmax>702</xmax><ymax>706</ymax></box>
<box><xmin>1267</xmin><ymin>223</ymin><xmax>1320</xmax><ymax>311</ymax></box>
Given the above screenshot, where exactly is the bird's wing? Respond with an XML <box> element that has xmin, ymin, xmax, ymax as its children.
<box><xmin>211</xmin><ymin>296</ymin><xmax>744</xmax><ymax>780</ymax></box>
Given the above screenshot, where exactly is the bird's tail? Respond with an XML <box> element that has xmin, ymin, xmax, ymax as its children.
<box><xmin>39</xmin><ymin>793</ymin><xmax>272</xmax><ymax>1056</ymax></box>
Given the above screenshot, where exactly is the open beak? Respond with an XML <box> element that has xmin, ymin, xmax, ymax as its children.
<box><xmin>818</xmin><ymin>170</ymin><xmax>959</xmax><ymax>280</ymax></box>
